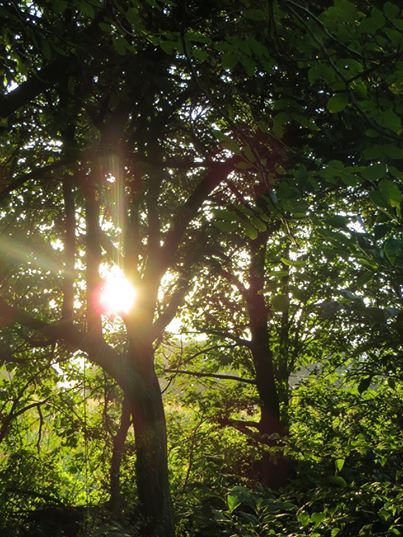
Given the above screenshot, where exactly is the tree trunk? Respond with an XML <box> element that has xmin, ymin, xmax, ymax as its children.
<box><xmin>248</xmin><ymin>234</ymin><xmax>282</xmax><ymax>436</ymax></box>
<box><xmin>247</xmin><ymin>234</ymin><xmax>293</xmax><ymax>488</ymax></box>
<box><xmin>125</xmin><ymin>337</ymin><xmax>174</xmax><ymax>537</ymax></box>
<box><xmin>110</xmin><ymin>396</ymin><xmax>131</xmax><ymax>516</ymax></box>
<box><xmin>278</xmin><ymin>251</ymin><xmax>290</xmax><ymax>408</ymax></box>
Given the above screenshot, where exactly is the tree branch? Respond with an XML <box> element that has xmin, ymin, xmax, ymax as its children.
<box><xmin>164</xmin><ymin>368</ymin><xmax>256</xmax><ymax>385</ymax></box>
<box><xmin>158</xmin><ymin>158</ymin><xmax>236</xmax><ymax>274</ymax></box>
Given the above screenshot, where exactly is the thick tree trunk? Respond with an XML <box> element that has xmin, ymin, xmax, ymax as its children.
<box><xmin>249</xmin><ymin>317</ymin><xmax>282</xmax><ymax>436</ymax></box>
<box><xmin>110</xmin><ymin>396</ymin><xmax>131</xmax><ymax>516</ymax></box>
<box><xmin>125</xmin><ymin>336</ymin><xmax>174</xmax><ymax>537</ymax></box>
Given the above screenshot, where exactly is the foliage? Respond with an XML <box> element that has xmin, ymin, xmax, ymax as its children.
<box><xmin>0</xmin><ymin>0</ymin><xmax>402</xmax><ymax>535</ymax></box>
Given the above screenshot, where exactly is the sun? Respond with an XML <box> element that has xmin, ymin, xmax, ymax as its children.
<box><xmin>99</xmin><ymin>266</ymin><xmax>136</xmax><ymax>316</ymax></box>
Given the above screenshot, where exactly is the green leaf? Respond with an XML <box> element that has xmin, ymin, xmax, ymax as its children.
<box><xmin>384</xmin><ymin>238</ymin><xmax>402</xmax><ymax>265</ymax></box>
<box><xmin>378</xmin><ymin>179</ymin><xmax>402</xmax><ymax>208</ymax></box>
<box><xmin>243</xmin><ymin>222</ymin><xmax>258</xmax><ymax>240</ymax></box>
<box><xmin>126</xmin><ymin>7</ymin><xmax>139</xmax><ymax>24</ymax></box>
<box><xmin>250</xmin><ymin>216</ymin><xmax>266</xmax><ymax>232</ymax></box>
<box><xmin>335</xmin><ymin>458</ymin><xmax>345</xmax><ymax>472</ymax></box>
<box><xmin>379</xmin><ymin>109</ymin><xmax>402</xmax><ymax>134</ymax></box>
<box><xmin>113</xmin><ymin>36</ymin><xmax>128</xmax><ymax>55</ymax></box>
<box><xmin>362</xmin><ymin>163</ymin><xmax>386</xmax><ymax>181</ymax></box>
<box><xmin>384</xmin><ymin>2</ymin><xmax>400</xmax><ymax>19</ymax></box>
<box><xmin>234</xmin><ymin>160</ymin><xmax>254</xmax><ymax>170</ymax></box>
<box><xmin>331</xmin><ymin>528</ymin><xmax>341</xmax><ymax>537</ymax></box>
<box><xmin>160</xmin><ymin>40</ymin><xmax>177</xmax><ymax>55</ymax></box>
<box><xmin>227</xmin><ymin>493</ymin><xmax>241</xmax><ymax>513</ymax></box>
<box><xmin>297</xmin><ymin>513</ymin><xmax>311</xmax><ymax>526</ymax></box>
<box><xmin>242</xmin><ymin>145</ymin><xmax>256</xmax><ymax>163</ymax></box>
<box><xmin>214</xmin><ymin>220</ymin><xmax>238</xmax><ymax>233</ymax></box>
<box><xmin>240</xmin><ymin>55</ymin><xmax>256</xmax><ymax>76</ymax></box>
<box><xmin>78</xmin><ymin>0</ymin><xmax>95</xmax><ymax>18</ymax></box>
<box><xmin>328</xmin><ymin>475</ymin><xmax>347</xmax><ymax>487</ymax></box>
<box><xmin>222</xmin><ymin>138</ymin><xmax>242</xmax><ymax>154</ymax></box>
<box><xmin>271</xmin><ymin>295</ymin><xmax>288</xmax><ymax>312</ymax></box>
<box><xmin>311</xmin><ymin>512</ymin><xmax>325</xmax><ymax>526</ymax></box>
<box><xmin>360</xmin><ymin>9</ymin><xmax>386</xmax><ymax>33</ymax></box>
<box><xmin>327</xmin><ymin>93</ymin><xmax>349</xmax><ymax>113</ymax></box>
<box><xmin>357</xmin><ymin>271</ymin><xmax>373</xmax><ymax>286</ymax></box>
<box><xmin>192</xmin><ymin>48</ymin><xmax>209</xmax><ymax>62</ymax></box>
<box><xmin>272</xmin><ymin>112</ymin><xmax>289</xmax><ymax>137</ymax></box>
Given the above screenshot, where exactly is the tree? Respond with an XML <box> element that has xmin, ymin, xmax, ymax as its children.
<box><xmin>1</xmin><ymin>1</ymin><xmax>402</xmax><ymax>535</ymax></box>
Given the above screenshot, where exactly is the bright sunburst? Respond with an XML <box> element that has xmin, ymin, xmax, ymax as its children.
<box><xmin>100</xmin><ymin>266</ymin><xmax>136</xmax><ymax>316</ymax></box>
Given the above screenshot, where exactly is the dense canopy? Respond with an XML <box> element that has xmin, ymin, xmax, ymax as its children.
<box><xmin>0</xmin><ymin>1</ymin><xmax>402</xmax><ymax>536</ymax></box>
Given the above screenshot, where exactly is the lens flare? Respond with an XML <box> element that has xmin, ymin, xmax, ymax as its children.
<box><xmin>100</xmin><ymin>266</ymin><xmax>136</xmax><ymax>316</ymax></box>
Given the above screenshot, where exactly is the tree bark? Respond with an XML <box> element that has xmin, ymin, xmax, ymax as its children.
<box><xmin>125</xmin><ymin>330</ymin><xmax>174</xmax><ymax>537</ymax></box>
<box><xmin>110</xmin><ymin>396</ymin><xmax>131</xmax><ymax>516</ymax></box>
<box><xmin>62</xmin><ymin>173</ymin><xmax>76</xmax><ymax>322</ymax></box>
<box><xmin>247</xmin><ymin>234</ymin><xmax>282</xmax><ymax>436</ymax></box>
<box><xmin>246</xmin><ymin>233</ymin><xmax>293</xmax><ymax>489</ymax></box>
<box><xmin>278</xmin><ymin>251</ymin><xmax>291</xmax><ymax>407</ymax></box>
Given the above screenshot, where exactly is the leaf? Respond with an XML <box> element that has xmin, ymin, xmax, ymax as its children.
<box><xmin>242</xmin><ymin>222</ymin><xmax>258</xmax><ymax>240</ymax></box>
<box><xmin>325</xmin><ymin>215</ymin><xmax>347</xmax><ymax>228</ymax></box>
<box><xmin>311</xmin><ymin>512</ymin><xmax>325</xmax><ymax>526</ymax></box>
<box><xmin>360</xmin><ymin>9</ymin><xmax>386</xmax><ymax>33</ymax></box>
<box><xmin>331</xmin><ymin>528</ymin><xmax>341</xmax><ymax>537</ymax></box>
<box><xmin>384</xmin><ymin>238</ymin><xmax>402</xmax><ymax>265</ymax></box>
<box><xmin>272</xmin><ymin>112</ymin><xmax>289</xmax><ymax>137</ymax></box>
<box><xmin>378</xmin><ymin>179</ymin><xmax>402</xmax><ymax>208</ymax></box>
<box><xmin>327</xmin><ymin>93</ymin><xmax>349</xmax><ymax>113</ymax></box>
<box><xmin>362</xmin><ymin>163</ymin><xmax>386</xmax><ymax>181</ymax></box>
<box><xmin>384</xmin><ymin>2</ymin><xmax>400</xmax><ymax>20</ymax></box>
<box><xmin>379</xmin><ymin>109</ymin><xmax>402</xmax><ymax>134</ymax></box>
<box><xmin>113</xmin><ymin>36</ymin><xmax>127</xmax><ymax>55</ymax></box>
<box><xmin>328</xmin><ymin>475</ymin><xmax>347</xmax><ymax>487</ymax></box>
<box><xmin>271</xmin><ymin>295</ymin><xmax>288</xmax><ymax>312</ymax></box>
<box><xmin>160</xmin><ymin>40</ymin><xmax>177</xmax><ymax>55</ymax></box>
<box><xmin>234</xmin><ymin>160</ymin><xmax>254</xmax><ymax>170</ymax></box>
<box><xmin>78</xmin><ymin>0</ymin><xmax>95</xmax><ymax>18</ymax></box>
<box><xmin>240</xmin><ymin>56</ymin><xmax>255</xmax><ymax>76</ymax></box>
<box><xmin>214</xmin><ymin>220</ymin><xmax>238</xmax><ymax>233</ymax></box>
<box><xmin>126</xmin><ymin>7</ymin><xmax>139</xmax><ymax>24</ymax></box>
<box><xmin>335</xmin><ymin>458</ymin><xmax>345</xmax><ymax>472</ymax></box>
<box><xmin>222</xmin><ymin>138</ymin><xmax>242</xmax><ymax>154</ymax></box>
<box><xmin>297</xmin><ymin>513</ymin><xmax>311</xmax><ymax>526</ymax></box>
<box><xmin>192</xmin><ymin>48</ymin><xmax>209</xmax><ymax>62</ymax></box>
<box><xmin>227</xmin><ymin>493</ymin><xmax>241</xmax><ymax>513</ymax></box>
<box><xmin>357</xmin><ymin>271</ymin><xmax>373</xmax><ymax>286</ymax></box>
<box><xmin>242</xmin><ymin>145</ymin><xmax>256</xmax><ymax>163</ymax></box>
<box><xmin>250</xmin><ymin>216</ymin><xmax>266</xmax><ymax>232</ymax></box>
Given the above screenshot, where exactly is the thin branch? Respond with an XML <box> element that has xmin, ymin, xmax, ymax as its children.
<box><xmin>164</xmin><ymin>368</ymin><xmax>256</xmax><ymax>385</ymax></box>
